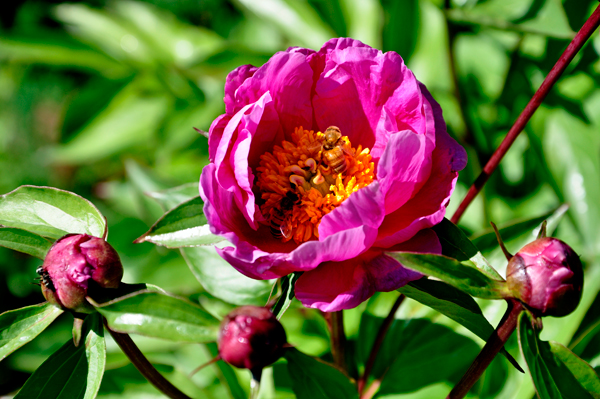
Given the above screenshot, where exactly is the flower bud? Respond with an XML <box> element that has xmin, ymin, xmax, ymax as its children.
<box><xmin>38</xmin><ymin>234</ymin><xmax>123</xmax><ymax>313</ymax></box>
<box><xmin>506</xmin><ymin>237</ymin><xmax>583</xmax><ymax>317</ymax></box>
<box><xmin>218</xmin><ymin>306</ymin><xmax>287</xmax><ymax>371</ymax></box>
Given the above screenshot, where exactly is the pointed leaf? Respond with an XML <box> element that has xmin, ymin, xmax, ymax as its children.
<box><xmin>388</xmin><ymin>253</ymin><xmax>508</xmax><ymax>299</ymax></box>
<box><xmin>135</xmin><ymin>197</ymin><xmax>223</xmax><ymax>248</ymax></box>
<box><xmin>14</xmin><ymin>313</ymin><xmax>106</xmax><ymax>399</ymax></box>
<box><xmin>519</xmin><ymin>312</ymin><xmax>600</xmax><ymax>399</ymax></box>
<box><xmin>0</xmin><ymin>303</ymin><xmax>63</xmax><ymax>361</ymax></box>
<box><xmin>145</xmin><ymin>183</ymin><xmax>200</xmax><ymax>211</ymax></box>
<box><xmin>271</xmin><ymin>272</ymin><xmax>302</xmax><ymax>320</ymax></box>
<box><xmin>398</xmin><ymin>279</ymin><xmax>522</xmax><ymax>372</ymax></box>
<box><xmin>91</xmin><ymin>290</ymin><xmax>219</xmax><ymax>342</ymax></box>
<box><xmin>180</xmin><ymin>245</ymin><xmax>272</xmax><ymax>306</ymax></box>
<box><xmin>284</xmin><ymin>348</ymin><xmax>358</xmax><ymax>399</ymax></box>
<box><xmin>0</xmin><ymin>227</ymin><xmax>53</xmax><ymax>259</ymax></box>
<box><xmin>0</xmin><ymin>186</ymin><xmax>106</xmax><ymax>239</ymax></box>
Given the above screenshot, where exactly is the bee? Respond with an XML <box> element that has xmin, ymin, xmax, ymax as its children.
<box><xmin>321</xmin><ymin>126</ymin><xmax>350</xmax><ymax>174</ymax></box>
<box><xmin>270</xmin><ymin>191</ymin><xmax>300</xmax><ymax>240</ymax></box>
<box><xmin>36</xmin><ymin>266</ymin><xmax>55</xmax><ymax>292</ymax></box>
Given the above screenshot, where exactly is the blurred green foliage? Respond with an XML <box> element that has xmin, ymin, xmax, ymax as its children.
<box><xmin>1</xmin><ymin>0</ymin><xmax>600</xmax><ymax>397</ymax></box>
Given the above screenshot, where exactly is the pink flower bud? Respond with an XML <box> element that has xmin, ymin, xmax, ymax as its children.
<box><xmin>38</xmin><ymin>234</ymin><xmax>123</xmax><ymax>313</ymax></box>
<box><xmin>218</xmin><ymin>306</ymin><xmax>287</xmax><ymax>371</ymax></box>
<box><xmin>506</xmin><ymin>237</ymin><xmax>583</xmax><ymax>317</ymax></box>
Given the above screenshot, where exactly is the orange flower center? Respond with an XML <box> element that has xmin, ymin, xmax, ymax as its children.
<box><xmin>256</xmin><ymin>126</ymin><xmax>375</xmax><ymax>244</ymax></box>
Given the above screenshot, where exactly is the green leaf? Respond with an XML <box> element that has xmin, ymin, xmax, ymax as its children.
<box><xmin>91</xmin><ymin>290</ymin><xmax>219</xmax><ymax>342</ymax></box>
<box><xmin>284</xmin><ymin>348</ymin><xmax>358</xmax><ymax>399</ymax></box>
<box><xmin>387</xmin><ymin>253</ymin><xmax>508</xmax><ymax>299</ymax></box>
<box><xmin>0</xmin><ymin>302</ymin><xmax>63</xmax><ymax>361</ymax></box>
<box><xmin>518</xmin><ymin>312</ymin><xmax>600</xmax><ymax>399</ymax></box>
<box><xmin>358</xmin><ymin>317</ymin><xmax>479</xmax><ymax>395</ymax></box>
<box><xmin>381</xmin><ymin>0</ymin><xmax>419</xmax><ymax>61</ymax></box>
<box><xmin>135</xmin><ymin>197</ymin><xmax>223</xmax><ymax>248</ymax></box>
<box><xmin>14</xmin><ymin>312</ymin><xmax>106</xmax><ymax>399</ymax></box>
<box><xmin>271</xmin><ymin>272</ymin><xmax>302</xmax><ymax>320</ymax></box>
<box><xmin>145</xmin><ymin>182</ymin><xmax>200</xmax><ymax>211</ymax></box>
<box><xmin>180</xmin><ymin>245</ymin><xmax>272</xmax><ymax>306</ymax></box>
<box><xmin>0</xmin><ymin>186</ymin><xmax>107</xmax><ymax>239</ymax></box>
<box><xmin>0</xmin><ymin>227</ymin><xmax>53</xmax><ymax>259</ymax></box>
<box><xmin>398</xmin><ymin>279</ymin><xmax>522</xmax><ymax>372</ymax></box>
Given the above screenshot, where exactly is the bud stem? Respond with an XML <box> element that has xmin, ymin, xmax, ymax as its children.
<box><xmin>104</xmin><ymin>319</ymin><xmax>192</xmax><ymax>399</ymax></box>
<box><xmin>358</xmin><ymin>294</ymin><xmax>405</xmax><ymax>396</ymax></box>
<box><xmin>447</xmin><ymin>299</ymin><xmax>523</xmax><ymax>399</ymax></box>
<box><xmin>327</xmin><ymin>310</ymin><xmax>347</xmax><ymax>373</ymax></box>
<box><xmin>450</xmin><ymin>4</ymin><xmax>600</xmax><ymax>224</ymax></box>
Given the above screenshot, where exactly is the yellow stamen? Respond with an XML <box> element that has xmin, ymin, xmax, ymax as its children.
<box><xmin>256</xmin><ymin>126</ymin><xmax>375</xmax><ymax>244</ymax></box>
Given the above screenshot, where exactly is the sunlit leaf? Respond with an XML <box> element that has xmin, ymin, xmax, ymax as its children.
<box><xmin>145</xmin><ymin>183</ymin><xmax>200</xmax><ymax>211</ymax></box>
<box><xmin>135</xmin><ymin>197</ymin><xmax>223</xmax><ymax>248</ymax></box>
<box><xmin>0</xmin><ymin>227</ymin><xmax>53</xmax><ymax>259</ymax></box>
<box><xmin>91</xmin><ymin>290</ymin><xmax>219</xmax><ymax>342</ymax></box>
<box><xmin>0</xmin><ymin>303</ymin><xmax>63</xmax><ymax>361</ymax></box>
<box><xmin>271</xmin><ymin>272</ymin><xmax>302</xmax><ymax>320</ymax></box>
<box><xmin>285</xmin><ymin>348</ymin><xmax>358</xmax><ymax>399</ymax></box>
<box><xmin>0</xmin><ymin>186</ymin><xmax>107</xmax><ymax>239</ymax></box>
<box><xmin>388</xmin><ymin>253</ymin><xmax>508</xmax><ymax>299</ymax></box>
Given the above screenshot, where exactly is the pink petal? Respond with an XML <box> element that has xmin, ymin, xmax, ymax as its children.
<box><xmin>224</xmin><ymin>64</ymin><xmax>258</xmax><ymax>114</ymax></box>
<box><xmin>295</xmin><ymin>230</ymin><xmax>440</xmax><ymax>312</ymax></box>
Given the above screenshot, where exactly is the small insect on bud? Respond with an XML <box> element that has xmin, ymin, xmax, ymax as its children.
<box><xmin>506</xmin><ymin>237</ymin><xmax>583</xmax><ymax>317</ymax></box>
<box><xmin>38</xmin><ymin>234</ymin><xmax>123</xmax><ymax>314</ymax></box>
<box><xmin>218</xmin><ymin>306</ymin><xmax>287</xmax><ymax>372</ymax></box>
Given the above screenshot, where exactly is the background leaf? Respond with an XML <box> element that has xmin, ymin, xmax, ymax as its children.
<box><xmin>284</xmin><ymin>348</ymin><xmax>358</xmax><ymax>399</ymax></box>
<box><xmin>0</xmin><ymin>186</ymin><xmax>106</xmax><ymax>239</ymax></box>
<box><xmin>518</xmin><ymin>312</ymin><xmax>600</xmax><ymax>399</ymax></box>
<box><xmin>14</xmin><ymin>312</ymin><xmax>106</xmax><ymax>399</ymax></box>
<box><xmin>0</xmin><ymin>302</ymin><xmax>63</xmax><ymax>361</ymax></box>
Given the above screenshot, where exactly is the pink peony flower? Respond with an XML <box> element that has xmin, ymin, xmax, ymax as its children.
<box><xmin>200</xmin><ymin>38</ymin><xmax>467</xmax><ymax>311</ymax></box>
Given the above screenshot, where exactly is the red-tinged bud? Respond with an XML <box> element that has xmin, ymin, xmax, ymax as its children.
<box><xmin>506</xmin><ymin>237</ymin><xmax>583</xmax><ymax>317</ymax></box>
<box><xmin>38</xmin><ymin>234</ymin><xmax>123</xmax><ymax>314</ymax></box>
<box><xmin>218</xmin><ymin>306</ymin><xmax>287</xmax><ymax>372</ymax></box>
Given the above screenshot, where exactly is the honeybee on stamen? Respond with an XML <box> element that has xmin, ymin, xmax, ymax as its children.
<box><xmin>321</xmin><ymin>126</ymin><xmax>351</xmax><ymax>174</ymax></box>
<box><xmin>270</xmin><ymin>191</ymin><xmax>301</xmax><ymax>240</ymax></box>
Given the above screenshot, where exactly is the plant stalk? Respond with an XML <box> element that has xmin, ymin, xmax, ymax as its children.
<box><xmin>447</xmin><ymin>299</ymin><xmax>523</xmax><ymax>399</ymax></box>
<box><xmin>358</xmin><ymin>294</ymin><xmax>405</xmax><ymax>396</ymax></box>
<box><xmin>450</xmin><ymin>4</ymin><xmax>600</xmax><ymax>224</ymax></box>
<box><xmin>330</xmin><ymin>310</ymin><xmax>347</xmax><ymax>372</ymax></box>
<box><xmin>104</xmin><ymin>319</ymin><xmax>192</xmax><ymax>399</ymax></box>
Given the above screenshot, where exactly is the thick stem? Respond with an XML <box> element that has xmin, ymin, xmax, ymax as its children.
<box><xmin>358</xmin><ymin>294</ymin><xmax>405</xmax><ymax>396</ymax></box>
<box><xmin>447</xmin><ymin>299</ymin><xmax>523</xmax><ymax>399</ymax></box>
<box><xmin>105</xmin><ymin>320</ymin><xmax>192</xmax><ymax>399</ymax></box>
<box><xmin>330</xmin><ymin>310</ymin><xmax>347</xmax><ymax>372</ymax></box>
<box><xmin>450</xmin><ymin>4</ymin><xmax>600</xmax><ymax>224</ymax></box>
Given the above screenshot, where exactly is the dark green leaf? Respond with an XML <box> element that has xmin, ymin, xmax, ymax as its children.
<box><xmin>145</xmin><ymin>183</ymin><xmax>201</xmax><ymax>211</ymax></box>
<box><xmin>135</xmin><ymin>197</ymin><xmax>223</xmax><ymax>248</ymax></box>
<box><xmin>0</xmin><ymin>302</ymin><xmax>63</xmax><ymax>361</ymax></box>
<box><xmin>358</xmin><ymin>317</ymin><xmax>479</xmax><ymax>395</ymax></box>
<box><xmin>0</xmin><ymin>227</ymin><xmax>53</xmax><ymax>259</ymax></box>
<box><xmin>180</xmin><ymin>246</ymin><xmax>272</xmax><ymax>306</ymax></box>
<box><xmin>0</xmin><ymin>186</ymin><xmax>107</xmax><ymax>239</ymax></box>
<box><xmin>519</xmin><ymin>312</ymin><xmax>600</xmax><ymax>399</ymax></box>
<box><xmin>271</xmin><ymin>272</ymin><xmax>302</xmax><ymax>320</ymax></box>
<box><xmin>398</xmin><ymin>279</ymin><xmax>522</xmax><ymax>372</ymax></box>
<box><xmin>381</xmin><ymin>0</ymin><xmax>419</xmax><ymax>61</ymax></box>
<box><xmin>91</xmin><ymin>290</ymin><xmax>219</xmax><ymax>342</ymax></box>
<box><xmin>87</xmin><ymin>282</ymin><xmax>150</xmax><ymax>307</ymax></box>
<box><xmin>284</xmin><ymin>348</ymin><xmax>358</xmax><ymax>399</ymax></box>
<box><xmin>14</xmin><ymin>312</ymin><xmax>106</xmax><ymax>399</ymax></box>
<box><xmin>387</xmin><ymin>253</ymin><xmax>508</xmax><ymax>299</ymax></box>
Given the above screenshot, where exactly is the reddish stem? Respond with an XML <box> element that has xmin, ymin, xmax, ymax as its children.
<box><xmin>105</xmin><ymin>320</ymin><xmax>192</xmax><ymax>399</ymax></box>
<box><xmin>451</xmin><ymin>4</ymin><xmax>600</xmax><ymax>224</ymax></box>
<box><xmin>358</xmin><ymin>294</ymin><xmax>405</xmax><ymax>396</ymax></box>
<box><xmin>447</xmin><ymin>299</ymin><xmax>523</xmax><ymax>399</ymax></box>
